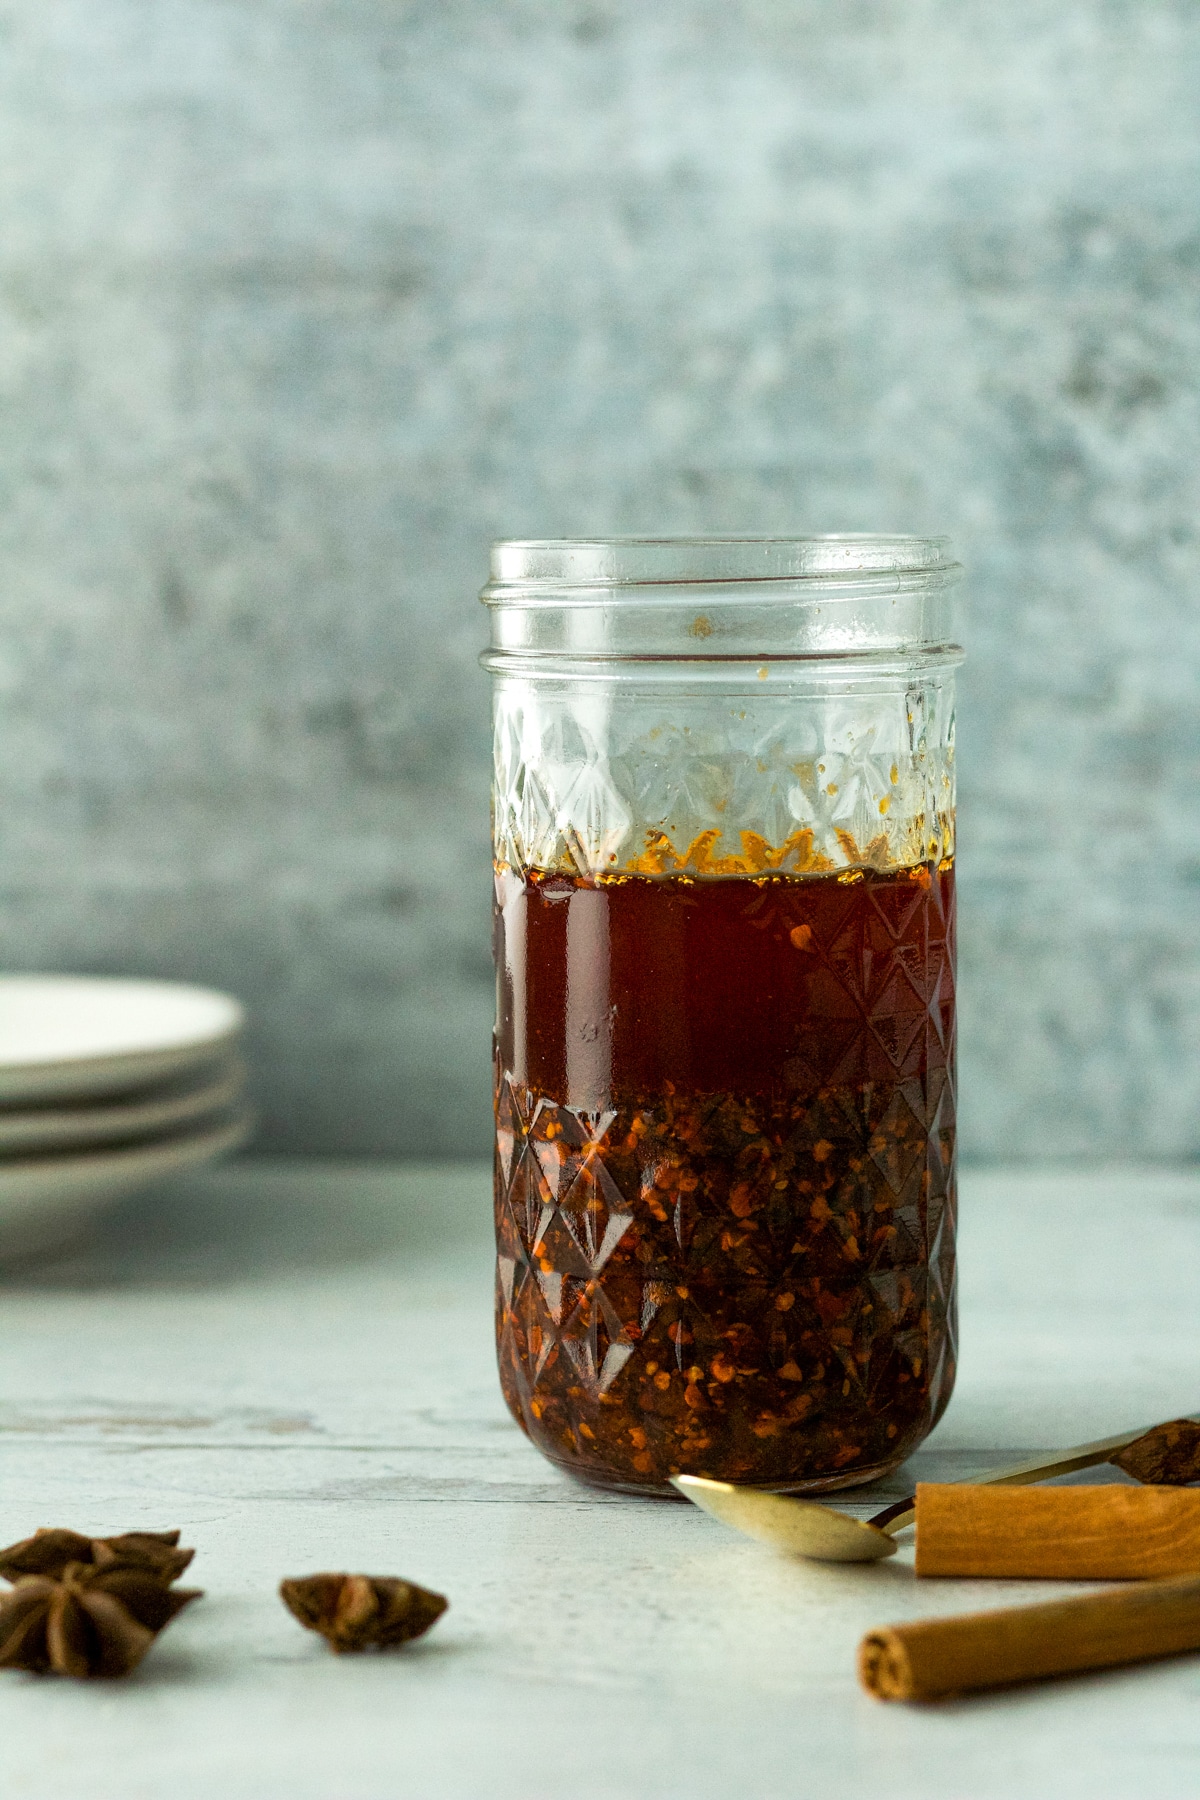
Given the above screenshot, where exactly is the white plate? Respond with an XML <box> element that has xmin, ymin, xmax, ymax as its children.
<box><xmin>0</xmin><ymin>1108</ymin><xmax>255</xmax><ymax>1260</ymax></box>
<box><xmin>0</xmin><ymin>1058</ymin><xmax>246</xmax><ymax>1154</ymax></box>
<box><xmin>0</xmin><ymin>976</ymin><xmax>244</xmax><ymax>1103</ymax></box>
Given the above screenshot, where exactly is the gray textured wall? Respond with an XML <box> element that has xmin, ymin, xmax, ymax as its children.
<box><xmin>1</xmin><ymin>0</ymin><xmax>1198</xmax><ymax>1159</ymax></box>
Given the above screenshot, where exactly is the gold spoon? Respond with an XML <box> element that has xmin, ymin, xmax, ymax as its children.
<box><xmin>671</xmin><ymin>1421</ymin><xmax>1181</xmax><ymax>1563</ymax></box>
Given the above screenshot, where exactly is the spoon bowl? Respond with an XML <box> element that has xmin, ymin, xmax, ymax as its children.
<box><xmin>672</xmin><ymin>1476</ymin><xmax>898</xmax><ymax>1561</ymax></box>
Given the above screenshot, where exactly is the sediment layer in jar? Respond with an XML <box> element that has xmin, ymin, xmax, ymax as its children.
<box><xmin>493</xmin><ymin>860</ymin><xmax>957</xmax><ymax>1492</ymax></box>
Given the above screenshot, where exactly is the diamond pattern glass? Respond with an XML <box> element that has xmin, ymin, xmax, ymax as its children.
<box><xmin>489</xmin><ymin>578</ymin><xmax>958</xmax><ymax>1494</ymax></box>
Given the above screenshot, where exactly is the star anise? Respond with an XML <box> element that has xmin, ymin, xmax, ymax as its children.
<box><xmin>280</xmin><ymin>1573</ymin><xmax>448</xmax><ymax>1653</ymax></box>
<box><xmin>0</xmin><ymin>1561</ymin><xmax>202</xmax><ymax>1678</ymax></box>
<box><xmin>1112</xmin><ymin>1419</ymin><xmax>1200</xmax><ymax>1486</ymax></box>
<box><xmin>0</xmin><ymin>1528</ymin><xmax>194</xmax><ymax>1585</ymax></box>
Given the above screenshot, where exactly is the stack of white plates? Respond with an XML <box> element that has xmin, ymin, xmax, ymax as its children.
<box><xmin>0</xmin><ymin>975</ymin><xmax>252</xmax><ymax>1259</ymax></box>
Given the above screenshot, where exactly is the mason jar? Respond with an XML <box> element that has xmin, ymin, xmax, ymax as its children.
<box><xmin>482</xmin><ymin>537</ymin><xmax>962</xmax><ymax>1496</ymax></box>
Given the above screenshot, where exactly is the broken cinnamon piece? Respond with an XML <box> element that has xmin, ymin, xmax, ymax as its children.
<box><xmin>280</xmin><ymin>1574</ymin><xmax>448</xmax><ymax>1653</ymax></box>
<box><xmin>1113</xmin><ymin>1419</ymin><xmax>1200</xmax><ymax>1486</ymax></box>
<box><xmin>860</xmin><ymin>1574</ymin><xmax>1200</xmax><ymax>1701</ymax></box>
<box><xmin>914</xmin><ymin>1483</ymin><xmax>1200</xmax><ymax>1579</ymax></box>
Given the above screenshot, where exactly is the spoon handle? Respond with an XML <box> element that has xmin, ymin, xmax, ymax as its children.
<box><xmin>869</xmin><ymin>1422</ymin><xmax>1178</xmax><ymax>1537</ymax></box>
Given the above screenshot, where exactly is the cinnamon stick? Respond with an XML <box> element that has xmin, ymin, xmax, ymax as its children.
<box><xmin>914</xmin><ymin>1482</ymin><xmax>1200</xmax><ymax>1579</ymax></box>
<box><xmin>859</xmin><ymin>1574</ymin><xmax>1200</xmax><ymax>1701</ymax></box>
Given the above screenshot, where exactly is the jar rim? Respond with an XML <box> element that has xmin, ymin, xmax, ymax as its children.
<box><xmin>487</xmin><ymin>534</ymin><xmax>959</xmax><ymax>590</ymax></box>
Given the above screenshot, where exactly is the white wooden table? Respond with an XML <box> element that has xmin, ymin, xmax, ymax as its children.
<box><xmin>2</xmin><ymin>1161</ymin><xmax>1200</xmax><ymax>1799</ymax></box>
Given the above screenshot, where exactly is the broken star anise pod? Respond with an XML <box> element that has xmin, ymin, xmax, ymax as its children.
<box><xmin>1112</xmin><ymin>1418</ymin><xmax>1200</xmax><ymax>1486</ymax></box>
<box><xmin>280</xmin><ymin>1573</ymin><xmax>448</xmax><ymax>1654</ymax></box>
<box><xmin>0</xmin><ymin>1561</ymin><xmax>202</xmax><ymax>1678</ymax></box>
<box><xmin>0</xmin><ymin>1527</ymin><xmax>194</xmax><ymax>1585</ymax></box>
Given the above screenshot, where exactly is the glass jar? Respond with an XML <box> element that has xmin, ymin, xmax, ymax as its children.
<box><xmin>482</xmin><ymin>537</ymin><xmax>962</xmax><ymax>1496</ymax></box>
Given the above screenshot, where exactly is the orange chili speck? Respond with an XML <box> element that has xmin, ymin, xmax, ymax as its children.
<box><xmin>729</xmin><ymin>1184</ymin><xmax>755</xmax><ymax>1218</ymax></box>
